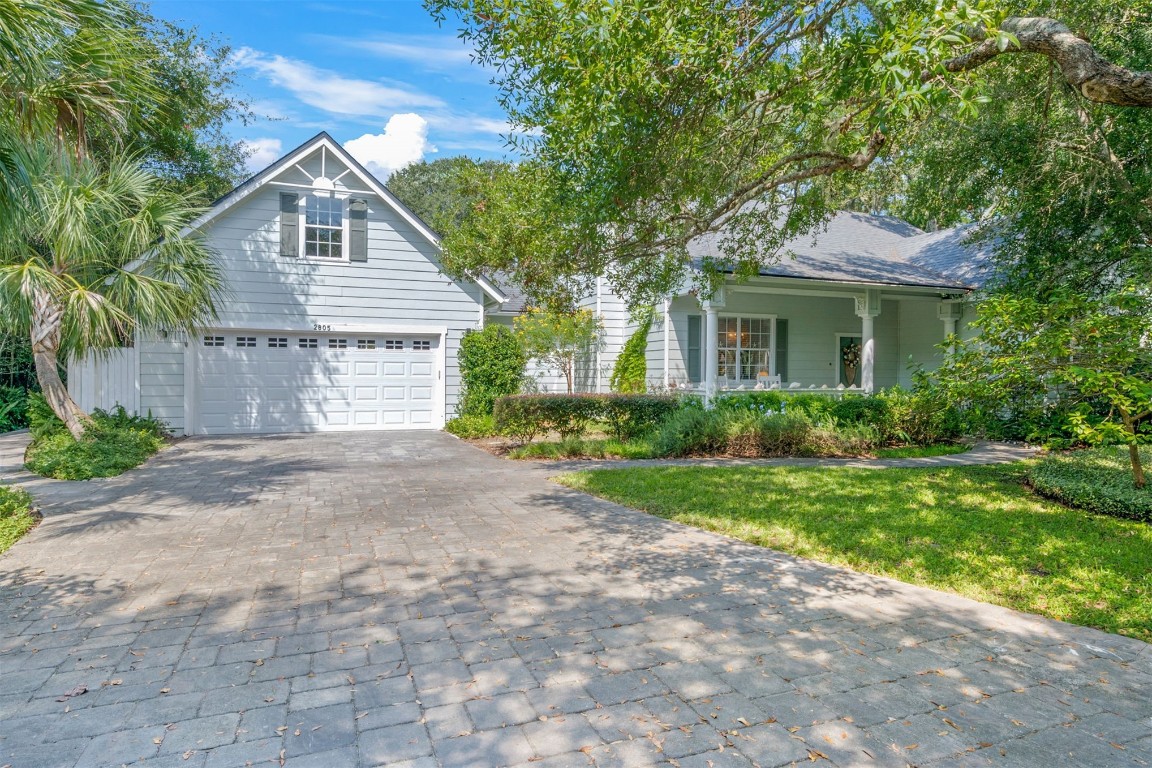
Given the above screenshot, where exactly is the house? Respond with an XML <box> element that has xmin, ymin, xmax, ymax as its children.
<box><xmin>69</xmin><ymin>132</ymin><xmax>506</xmax><ymax>435</ymax></box>
<box><xmin>492</xmin><ymin>213</ymin><xmax>992</xmax><ymax>398</ymax></box>
<box><xmin>70</xmin><ymin>133</ymin><xmax>991</xmax><ymax>435</ymax></box>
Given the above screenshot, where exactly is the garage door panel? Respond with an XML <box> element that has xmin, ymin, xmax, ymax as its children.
<box><xmin>196</xmin><ymin>332</ymin><xmax>440</xmax><ymax>434</ymax></box>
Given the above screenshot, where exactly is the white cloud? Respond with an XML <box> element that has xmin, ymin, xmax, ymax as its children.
<box><xmin>342</xmin><ymin>36</ymin><xmax>476</xmax><ymax>69</ymax></box>
<box><xmin>345</xmin><ymin>114</ymin><xmax>437</xmax><ymax>178</ymax></box>
<box><xmin>241</xmin><ymin>138</ymin><xmax>283</xmax><ymax>172</ymax></box>
<box><xmin>233</xmin><ymin>48</ymin><xmax>444</xmax><ymax>118</ymax></box>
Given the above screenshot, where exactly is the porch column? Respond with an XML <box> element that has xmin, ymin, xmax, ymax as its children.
<box><xmin>938</xmin><ymin>301</ymin><xmax>964</xmax><ymax>355</ymax></box>
<box><xmin>855</xmin><ymin>289</ymin><xmax>881</xmax><ymax>394</ymax></box>
<box><xmin>703</xmin><ymin>296</ymin><xmax>722</xmax><ymax>404</ymax></box>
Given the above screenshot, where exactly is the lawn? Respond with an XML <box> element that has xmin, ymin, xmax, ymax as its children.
<box><xmin>0</xmin><ymin>485</ymin><xmax>37</xmax><ymax>555</ymax></box>
<box><xmin>559</xmin><ymin>464</ymin><xmax>1152</xmax><ymax>642</ymax></box>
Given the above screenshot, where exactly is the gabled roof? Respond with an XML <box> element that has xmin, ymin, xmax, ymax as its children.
<box><xmin>687</xmin><ymin>211</ymin><xmax>993</xmax><ymax>291</ymax></box>
<box><xmin>181</xmin><ymin>132</ymin><xmax>506</xmax><ymax>303</ymax></box>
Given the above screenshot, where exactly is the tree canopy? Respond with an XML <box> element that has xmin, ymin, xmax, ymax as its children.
<box><xmin>427</xmin><ymin>0</ymin><xmax>1152</xmax><ymax>304</ymax></box>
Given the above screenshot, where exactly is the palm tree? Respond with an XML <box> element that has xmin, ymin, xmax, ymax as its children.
<box><xmin>0</xmin><ymin>147</ymin><xmax>224</xmax><ymax>439</ymax></box>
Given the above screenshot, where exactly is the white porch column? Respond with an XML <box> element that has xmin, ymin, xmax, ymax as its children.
<box><xmin>703</xmin><ymin>298</ymin><xmax>721</xmax><ymax>404</ymax></box>
<box><xmin>938</xmin><ymin>301</ymin><xmax>964</xmax><ymax>356</ymax></box>
<box><xmin>662</xmin><ymin>297</ymin><xmax>671</xmax><ymax>388</ymax></box>
<box><xmin>855</xmin><ymin>289</ymin><xmax>881</xmax><ymax>394</ymax></box>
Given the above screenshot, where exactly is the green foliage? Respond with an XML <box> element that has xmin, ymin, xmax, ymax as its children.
<box><xmin>561</xmin><ymin>464</ymin><xmax>1152</xmax><ymax>642</ymax></box>
<box><xmin>387</xmin><ymin>156</ymin><xmax>508</xmax><ymax>234</ymax></box>
<box><xmin>1030</xmin><ymin>447</ymin><xmax>1152</xmax><ymax>523</ymax></box>
<box><xmin>931</xmin><ymin>285</ymin><xmax>1152</xmax><ymax>483</ymax></box>
<box><xmin>0</xmin><ymin>484</ymin><xmax>37</xmax><ymax>554</ymax></box>
<box><xmin>457</xmin><ymin>325</ymin><xmax>527</xmax><ymax>417</ymax></box>
<box><xmin>507</xmin><ymin>437</ymin><xmax>656</xmax><ymax>460</ymax></box>
<box><xmin>0</xmin><ymin>386</ymin><xmax>28</xmax><ymax>432</ymax></box>
<box><xmin>514</xmin><ymin>308</ymin><xmax>603</xmax><ymax>394</ymax></box>
<box><xmin>494</xmin><ymin>393</ymin><xmax>682</xmax><ymax>443</ymax></box>
<box><xmin>651</xmin><ymin>408</ymin><xmax>729</xmax><ymax>457</ymax></box>
<box><xmin>873</xmin><ymin>386</ymin><xmax>963</xmax><ymax>446</ymax></box>
<box><xmin>27</xmin><ymin>392</ymin><xmax>63</xmax><ymax>439</ymax></box>
<box><xmin>444</xmin><ymin>414</ymin><xmax>498</xmax><ymax>439</ymax></box>
<box><xmin>24</xmin><ymin>404</ymin><xmax>167</xmax><ymax>480</ymax></box>
<box><xmin>598</xmin><ymin>394</ymin><xmax>681</xmax><ymax>441</ymax></box>
<box><xmin>610</xmin><ymin>311</ymin><xmax>652</xmax><ymax>394</ymax></box>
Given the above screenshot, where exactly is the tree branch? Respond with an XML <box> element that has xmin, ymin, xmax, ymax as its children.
<box><xmin>942</xmin><ymin>17</ymin><xmax>1152</xmax><ymax>107</ymax></box>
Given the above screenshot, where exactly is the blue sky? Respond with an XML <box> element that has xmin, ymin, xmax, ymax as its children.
<box><xmin>151</xmin><ymin>0</ymin><xmax>512</xmax><ymax>177</ymax></box>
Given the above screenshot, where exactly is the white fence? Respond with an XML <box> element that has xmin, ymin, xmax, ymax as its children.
<box><xmin>68</xmin><ymin>347</ymin><xmax>140</xmax><ymax>415</ymax></box>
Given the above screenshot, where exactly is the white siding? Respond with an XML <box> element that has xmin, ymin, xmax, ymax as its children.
<box><xmin>139</xmin><ymin>337</ymin><xmax>186</xmax><ymax>432</ymax></box>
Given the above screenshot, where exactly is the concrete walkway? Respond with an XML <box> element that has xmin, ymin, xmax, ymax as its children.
<box><xmin>0</xmin><ymin>431</ymin><xmax>1148</xmax><ymax>768</ymax></box>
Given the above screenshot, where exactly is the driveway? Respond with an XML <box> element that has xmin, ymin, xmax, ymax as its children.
<box><xmin>1</xmin><ymin>432</ymin><xmax>1149</xmax><ymax>768</ymax></box>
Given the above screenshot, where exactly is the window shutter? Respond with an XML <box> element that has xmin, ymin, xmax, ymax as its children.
<box><xmin>279</xmin><ymin>193</ymin><xmax>299</xmax><ymax>257</ymax></box>
<box><xmin>348</xmin><ymin>198</ymin><xmax>368</xmax><ymax>262</ymax></box>
<box><xmin>775</xmin><ymin>319</ymin><xmax>788</xmax><ymax>381</ymax></box>
<box><xmin>687</xmin><ymin>315</ymin><xmax>702</xmax><ymax>383</ymax></box>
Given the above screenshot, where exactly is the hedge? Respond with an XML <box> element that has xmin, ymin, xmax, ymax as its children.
<box><xmin>493</xmin><ymin>394</ymin><xmax>681</xmax><ymax>442</ymax></box>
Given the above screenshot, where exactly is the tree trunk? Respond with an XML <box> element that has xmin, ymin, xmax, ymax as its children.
<box><xmin>31</xmin><ymin>289</ymin><xmax>90</xmax><ymax>440</ymax></box>
<box><xmin>564</xmin><ymin>355</ymin><xmax>574</xmax><ymax>394</ymax></box>
<box><xmin>1129</xmin><ymin>443</ymin><xmax>1145</xmax><ymax>489</ymax></box>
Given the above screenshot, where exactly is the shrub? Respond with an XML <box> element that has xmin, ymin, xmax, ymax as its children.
<box><xmin>494</xmin><ymin>393</ymin><xmax>681</xmax><ymax>443</ymax></box>
<box><xmin>828</xmin><ymin>395</ymin><xmax>889</xmax><ymax>426</ymax></box>
<box><xmin>444</xmin><ymin>414</ymin><xmax>498</xmax><ymax>439</ymax></box>
<box><xmin>876</xmin><ymin>386</ymin><xmax>962</xmax><ymax>445</ymax></box>
<box><xmin>25</xmin><ymin>421</ymin><xmax>165</xmax><ymax>480</ymax></box>
<box><xmin>759</xmin><ymin>412</ymin><xmax>819</xmax><ymax>456</ymax></box>
<box><xmin>0</xmin><ymin>386</ymin><xmax>29</xmax><ymax>433</ymax></box>
<box><xmin>458</xmin><ymin>325</ymin><xmax>527</xmax><ymax>416</ymax></box>
<box><xmin>23</xmin><ymin>399</ymin><xmax>169</xmax><ymax>480</ymax></box>
<box><xmin>0</xmin><ymin>485</ymin><xmax>37</xmax><ymax>554</ymax></box>
<box><xmin>599</xmin><ymin>394</ymin><xmax>680</xmax><ymax>440</ymax></box>
<box><xmin>712</xmin><ymin>391</ymin><xmax>837</xmax><ymax>421</ymax></box>
<box><xmin>652</xmin><ymin>408</ymin><xmax>727</xmax><ymax>457</ymax></box>
<box><xmin>610</xmin><ymin>311</ymin><xmax>652</xmax><ymax>394</ymax></box>
<box><xmin>1029</xmin><ymin>447</ymin><xmax>1152</xmax><ymax>522</ymax></box>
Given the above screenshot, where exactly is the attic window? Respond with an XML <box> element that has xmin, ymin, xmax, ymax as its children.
<box><xmin>304</xmin><ymin>194</ymin><xmax>343</xmax><ymax>259</ymax></box>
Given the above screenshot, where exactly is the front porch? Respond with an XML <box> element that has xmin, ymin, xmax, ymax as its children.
<box><xmin>649</xmin><ymin>280</ymin><xmax>968</xmax><ymax>397</ymax></box>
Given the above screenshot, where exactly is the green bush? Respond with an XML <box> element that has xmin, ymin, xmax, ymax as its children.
<box><xmin>610</xmin><ymin>311</ymin><xmax>652</xmax><ymax>394</ymax></box>
<box><xmin>598</xmin><ymin>394</ymin><xmax>680</xmax><ymax>440</ymax></box>
<box><xmin>25</xmin><ymin>422</ymin><xmax>165</xmax><ymax>480</ymax></box>
<box><xmin>24</xmin><ymin>398</ymin><xmax>169</xmax><ymax>480</ymax></box>
<box><xmin>444</xmin><ymin>414</ymin><xmax>498</xmax><ymax>438</ymax></box>
<box><xmin>0</xmin><ymin>485</ymin><xmax>37</xmax><ymax>554</ymax></box>
<box><xmin>494</xmin><ymin>393</ymin><xmax>681</xmax><ymax>443</ymax></box>
<box><xmin>458</xmin><ymin>325</ymin><xmax>527</xmax><ymax>416</ymax></box>
<box><xmin>829</xmin><ymin>396</ymin><xmax>889</xmax><ymax>426</ymax></box>
<box><xmin>875</xmin><ymin>386</ymin><xmax>963</xmax><ymax>445</ymax></box>
<box><xmin>0</xmin><ymin>386</ymin><xmax>30</xmax><ymax>433</ymax></box>
<box><xmin>713</xmin><ymin>391</ymin><xmax>837</xmax><ymax>421</ymax></box>
<box><xmin>1029</xmin><ymin>447</ymin><xmax>1152</xmax><ymax>522</ymax></box>
<box><xmin>27</xmin><ymin>392</ymin><xmax>64</xmax><ymax>439</ymax></box>
<box><xmin>652</xmin><ymin>408</ymin><xmax>728</xmax><ymax>457</ymax></box>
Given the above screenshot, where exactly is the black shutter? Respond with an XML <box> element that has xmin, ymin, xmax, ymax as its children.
<box><xmin>687</xmin><ymin>314</ymin><xmax>702</xmax><ymax>383</ymax></box>
<box><xmin>348</xmin><ymin>198</ymin><xmax>368</xmax><ymax>262</ymax></box>
<box><xmin>775</xmin><ymin>319</ymin><xmax>788</xmax><ymax>381</ymax></box>
<box><xmin>279</xmin><ymin>193</ymin><xmax>299</xmax><ymax>257</ymax></box>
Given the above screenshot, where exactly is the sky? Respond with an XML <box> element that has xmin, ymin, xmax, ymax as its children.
<box><xmin>150</xmin><ymin>0</ymin><xmax>513</xmax><ymax>178</ymax></box>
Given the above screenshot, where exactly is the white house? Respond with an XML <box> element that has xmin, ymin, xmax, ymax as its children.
<box><xmin>70</xmin><ymin>132</ymin><xmax>506</xmax><ymax>435</ymax></box>
<box><xmin>71</xmin><ymin>134</ymin><xmax>992</xmax><ymax>435</ymax></box>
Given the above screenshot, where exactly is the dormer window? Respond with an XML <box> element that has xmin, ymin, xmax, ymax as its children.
<box><xmin>304</xmin><ymin>194</ymin><xmax>343</xmax><ymax>259</ymax></box>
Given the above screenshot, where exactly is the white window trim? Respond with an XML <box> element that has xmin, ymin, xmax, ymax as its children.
<box><xmin>299</xmin><ymin>193</ymin><xmax>350</xmax><ymax>263</ymax></box>
<box><xmin>717</xmin><ymin>313</ymin><xmax>777</xmax><ymax>385</ymax></box>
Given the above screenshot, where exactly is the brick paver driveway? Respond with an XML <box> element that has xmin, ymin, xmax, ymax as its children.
<box><xmin>1</xmin><ymin>432</ymin><xmax>1149</xmax><ymax>768</ymax></box>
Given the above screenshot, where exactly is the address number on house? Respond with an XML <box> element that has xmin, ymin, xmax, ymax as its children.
<box><xmin>313</xmin><ymin>324</ymin><xmax>333</xmax><ymax>332</ymax></box>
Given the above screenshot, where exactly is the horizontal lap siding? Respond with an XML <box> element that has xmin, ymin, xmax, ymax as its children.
<box><xmin>196</xmin><ymin>183</ymin><xmax>482</xmax><ymax>427</ymax></box>
<box><xmin>138</xmin><ymin>338</ymin><xmax>184</xmax><ymax>432</ymax></box>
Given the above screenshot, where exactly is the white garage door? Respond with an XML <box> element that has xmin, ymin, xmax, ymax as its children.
<box><xmin>196</xmin><ymin>332</ymin><xmax>440</xmax><ymax>434</ymax></box>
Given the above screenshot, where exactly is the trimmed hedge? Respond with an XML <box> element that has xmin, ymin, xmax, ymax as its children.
<box><xmin>444</xmin><ymin>414</ymin><xmax>498</xmax><ymax>438</ymax></box>
<box><xmin>1029</xmin><ymin>447</ymin><xmax>1152</xmax><ymax>522</ymax></box>
<box><xmin>493</xmin><ymin>394</ymin><xmax>681</xmax><ymax>443</ymax></box>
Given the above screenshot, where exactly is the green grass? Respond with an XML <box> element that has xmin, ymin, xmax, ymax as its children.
<box><xmin>0</xmin><ymin>485</ymin><xmax>37</xmax><ymax>554</ymax></box>
<box><xmin>873</xmin><ymin>443</ymin><xmax>971</xmax><ymax>459</ymax></box>
<box><xmin>559</xmin><ymin>464</ymin><xmax>1152</xmax><ymax>642</ymax></box>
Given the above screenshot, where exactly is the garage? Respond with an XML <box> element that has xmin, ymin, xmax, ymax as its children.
<box><xmin>194</xmin><ymin>331</ymin><xmax>441</xmax><ymax>434</ymax></box>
